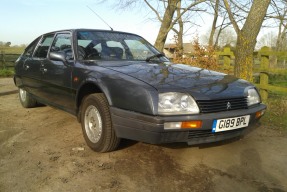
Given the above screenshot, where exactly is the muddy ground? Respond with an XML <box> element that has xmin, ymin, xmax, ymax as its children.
<box><xmin>0</xmin><ymin>78</ymin><xmax>286</xmax><ymax>192</ymax></box>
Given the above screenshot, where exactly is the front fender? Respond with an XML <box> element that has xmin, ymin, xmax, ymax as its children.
<box><xmin>100</xmin><ymin>73</ymin><xmax>158</xmax><ymax>115</ymax></box>
<box><xmin>75</xmin><ymin>69</ymin><xmax>158</xmax><ymax>115</ymax></box>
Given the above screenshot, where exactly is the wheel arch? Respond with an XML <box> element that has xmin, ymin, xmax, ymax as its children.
<box><xmin>76</xmin><ymin>81</ymin><xmax>112</xmax><ymax>122</ymax></box>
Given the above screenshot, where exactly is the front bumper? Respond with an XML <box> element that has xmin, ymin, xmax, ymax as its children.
<box><xmin>111</xmin><ymin>104</ymin><xmax>266</xmax><ymax>145</ymax></box>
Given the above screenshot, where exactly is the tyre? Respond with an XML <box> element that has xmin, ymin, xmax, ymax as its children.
<box><xmin>81</xmin><ymin>93</ymin><xmax>120</xmax><ymax>152</ymax></box>
<box><xmin>19</xmin><ymin>88</ymin><xmax>37</xmax><ymax>108</ymax></box>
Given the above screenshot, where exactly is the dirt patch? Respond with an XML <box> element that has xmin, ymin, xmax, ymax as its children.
<box><xmin>0</xmin><ymin>78</ymin><xmax>286</xmax><ymax>192</ymax></box>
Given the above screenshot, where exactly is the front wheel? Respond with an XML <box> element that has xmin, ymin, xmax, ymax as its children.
<box><xmin>19</xmin><ymin>88</ymin><xmax>37</xmax><ymax>108</ymax></box>
<box><xmin>80</xmin><ymin>93</ymin><xmax>120</xmax><ymax>152</ymax></box>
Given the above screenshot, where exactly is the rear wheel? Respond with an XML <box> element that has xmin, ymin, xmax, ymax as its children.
<box><xmin>19</xmin><ymin>88</ymin><xmax>37</xmax><ymax>108</ymax></box>
<box><xmin>80</xmin><ymin>93</ymin><xmax>120</xmax><ymax>152</ymax></box>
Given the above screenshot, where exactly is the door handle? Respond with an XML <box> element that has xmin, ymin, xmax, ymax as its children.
<box><xmin>24</xmin><ymin>65</ymin><xmax>30</xmax><ymax>70</ymax></box>
<box><xmin>40</xmin><ymin>68</ymin><xmax>47</xmax><ymax>73</ymax></box>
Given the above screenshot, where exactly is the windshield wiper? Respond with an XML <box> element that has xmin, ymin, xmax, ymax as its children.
<box><xmin>145</xmin><ymin>53</ymin><xmax>164</xmax><ymax>62</ymax></box>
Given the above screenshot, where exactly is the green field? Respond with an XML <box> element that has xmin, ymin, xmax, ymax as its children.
<box><xmin>0</xmin><ymin>46</ymin><xmax>25</xmax><ymax>54</ymax></box>
<box><xmin>0</xmin><ymin>46</ymin><xmax>24</xmax><ymax>71</ymax></box>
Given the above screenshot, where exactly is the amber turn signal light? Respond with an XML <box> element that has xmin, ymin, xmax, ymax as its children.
<box><xmin>181</xmin><ymin>121</ymin><xmax>202</xmax><ymax>129</ymax></box>
<box><xmin>255</xmin><ymin>110</ymin><xmax>265</xmax><ymax>119</ymax></box>
<box><xmin>164</xmin><ymin>121</ymin><xmax>202</xmax><ymax>130</ymax></box>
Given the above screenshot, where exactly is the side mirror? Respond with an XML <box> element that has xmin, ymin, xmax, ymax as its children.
<box><xmin>49</xmin><ymin>51</ymin><xmax>66</xmax><ymax>62</ymax></box>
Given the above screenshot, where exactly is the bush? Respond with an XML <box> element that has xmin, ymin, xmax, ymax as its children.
<box><xmin>173</xmin><ymin>37</ymin><xmax>230</xmax><ymax>74</ymax></box>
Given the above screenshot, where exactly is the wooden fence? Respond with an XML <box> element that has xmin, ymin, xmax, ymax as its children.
<box><xmin>0</xmin><ymin>51</ymin><xmax>20</xmax><ymax>69</ymax></box>
<box><xmin>216</xmin><ymin>46</ymin><xmax>287</xmax><ymax>102</ymax></box>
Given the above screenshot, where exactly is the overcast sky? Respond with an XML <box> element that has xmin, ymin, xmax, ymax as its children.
<box><xmin>1</xmin><ymin>0</ymin><xmax>163</xmax><ymax>45</ymax></box>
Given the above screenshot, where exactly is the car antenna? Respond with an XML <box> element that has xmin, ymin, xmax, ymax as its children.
<box><xmin>87</xmin><ymin>5</ymin><xmax>114</xmax><ymax>31</ymax></box>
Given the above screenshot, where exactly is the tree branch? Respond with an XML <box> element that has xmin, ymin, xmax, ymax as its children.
<box><xmin>168</xmin><ymin>0</ymin><xmax>207</xmax><ymax>31</ymax></box>
<box><xmin>223</xmin><ymin>0</ymin><xmax>240</xmax><ymax>34</ymax></box>
<box><xmin>143</xmin><ymin>0</ymin><xmax>163</xmax><ymax>22</ymax></box>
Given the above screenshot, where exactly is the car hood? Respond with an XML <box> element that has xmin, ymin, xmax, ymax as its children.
<box><xmin>96</xmin><ymin>61</ymin><xmax>253</xmax><ymax>100</ymax></box>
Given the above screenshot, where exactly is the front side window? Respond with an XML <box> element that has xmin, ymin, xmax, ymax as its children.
<box><xmin>76</xmin><ymin>30</ymin><xmax>166</xmax><ymax>61</ymax></box>
<box><xmin>51</xmin><ymin>33</ymin><xmax>73</xmax><ymax>60</ymax></box>
<box><xmin>34</xmin><ymin>34</ymin><xmax>54</xmax><ymax>58</ymax></box>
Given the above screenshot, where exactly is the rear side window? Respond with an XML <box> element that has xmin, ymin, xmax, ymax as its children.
<box><xmin>23</xmin><ymin>37</ymin><xmax>40</xmax><ymax>57</ymax></box>
<box><xmin>34</xmin><ymin>35</ymin><xmax>54</xmax><ymax>58</ymax></box>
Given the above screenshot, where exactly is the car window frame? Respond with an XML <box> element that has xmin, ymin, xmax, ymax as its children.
<box><xmin>33</xmin><ymin>33</ymin><xmax>56</xmax><ymax>59</ymax></box>
<box><xmin>23</xmin><ymin>37</ymin><xmax>41</xmax><ymax>57</ymax></box>
<box><xmin>50</xmin><ymin>32</ymin><xmax>75</xmax><ymax>61</ymax></box>
<box><xmin>75</xmin><ymin>30</ymin><xmax>165</xmax><ymax>61</ymax></box>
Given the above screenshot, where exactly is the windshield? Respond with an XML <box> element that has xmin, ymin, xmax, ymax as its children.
<box><xmin>76</xmin><ymin>30</ymin><xmax>168</xmax><ymax>61</ymax></box>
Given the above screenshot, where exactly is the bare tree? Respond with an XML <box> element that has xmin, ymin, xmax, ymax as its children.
<box><xmin>257</xmin><ymin>32</ymin><xmax>277</xmax><ymax>48</ymax></box>
<box><xmin>149</xmin><ymin>0</ymin><xmax>180</xmax><ymax>51</ymax></box>
<box><xmin>203</xmin><ymin>0</ymin><xmax>236</xmax><ymax>48</ymax></box>
<box><xmin>173</xmin><ymin>1</ymin><xmax>184</xmax><ymax>56</ymax></box>
<box><xmin>217</xmin><ymin>28</ymin><xmax>237</xmax><ymax>47</ymax></box>
<box><xmin>208</xmin><ymin>0</ymin><xmax>232</xmax><ymax>48</ymax></box>
<box><xmin>223</xmin><ymin>0</ymin><xmax>271</xmax><ymax>81</ymax></box>
<box><xmin>268</xmin><ymin>0</ymin><xmax>287</xmax><ymax>51</ymax></box>
<box><xmin>112</xmin><ymin>0</ymin><xmax>207</xmax><ymax>51</ymax></box>
<box><xmin>208</xmin><ymin>0</ymin><xmax>219</xmax><ymax>46</ymax></box>
<box><xmin>146</xmin><ymin>0</ymin><xmax>207</xmax><ymax>51</ymax></box>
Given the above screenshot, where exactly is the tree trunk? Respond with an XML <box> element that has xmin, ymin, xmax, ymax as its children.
<box><xmin>208</xmin><ymin>0</ymin><xmax>219</xmax><ymax>47</ymax></box>
<box><xmin>276</xmin><ymin>24</ymin><xmax>287</xmax><ymax>51</ymax></box>
<box><xmin>234</xmin><ymin>34</ymin><xmax>255</xmax><ymax>80</ymax></box>
<box><xmin>177</xmin><ymin>0</ymin><xmax>184</xmax><ymax>57</ymax></box>
<box><xmin>233</xmin><ymin>0</ymin><xmax>270</xmax><ymax>81</ymax></box>
<box><xmin>154</xmin><ymin>0</ymin><xmax>179</xmax><ymax>51</ymax></box>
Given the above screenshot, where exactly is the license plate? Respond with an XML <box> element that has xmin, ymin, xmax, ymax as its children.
<box><xmin>212</xmin><ymin>115</ymin><xmax>250</xmax><ymax>133</ymax></box>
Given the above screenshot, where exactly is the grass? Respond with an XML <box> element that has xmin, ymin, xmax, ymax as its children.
<box><xmin>261</xmin><ymin>93</ymin><xmax>287</xmax><ymax>131</ymax></box>
<box><xmin>1</xmin><ymin>46</ymin><xmax>23</xmax><ymax>75</ymax></box>
<box><xmin>0</xmin><ymin>46</ymin><xmax>25</xmax><ymax>54</ymax></box>
<box><xmin>268</xmin><ymin>74</ymin><xmax>287</xmax><ymax>87</ymax></box>
<box><xmin>0</xmin><ymin>68</ymin><xmax>14</xmax><ymax>77</ymax></box>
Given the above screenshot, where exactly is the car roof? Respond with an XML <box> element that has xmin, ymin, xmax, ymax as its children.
<box><xmin>42</xmin><ymin>28</ymin><xmax>138</xmax><ymax>37</ymax></box>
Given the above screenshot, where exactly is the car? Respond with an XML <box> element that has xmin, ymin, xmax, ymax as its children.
<box><xmin>14</xmin><ymin>29</ymin><xmax>266</xmax><ymax>152</ymax></box>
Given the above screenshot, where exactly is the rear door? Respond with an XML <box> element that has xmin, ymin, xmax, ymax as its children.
<box><xmin>16</xmin><ymin>37</ymin><xmax>39</xmax><ymax>89</ymax></box>
<box><xmin>22</xmin><ymin>34</ymin><xmax>54</xmax><ymax>97</ymax></box>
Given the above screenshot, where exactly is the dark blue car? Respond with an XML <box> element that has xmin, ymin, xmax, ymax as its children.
<box><xmin>14</xmin><ymin>29</ymin><xmax>266</xmax><ymax>152</ymax></box>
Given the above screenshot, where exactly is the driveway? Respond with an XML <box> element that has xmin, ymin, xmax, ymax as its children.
<box><xmin>0</xmin><ymin>78</ymin><xmax>286</xmax><ymax>192</ymax></box>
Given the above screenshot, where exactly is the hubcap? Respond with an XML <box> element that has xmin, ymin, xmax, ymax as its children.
<box><xmin>84</xmin><ymin>105</ymin><xmax>102</xmax><ymax>143</ymax></box>
<box><xmin>19</xmin><ymin>89</ymin><xmax>26</xmax><ymax>101</ymax></box>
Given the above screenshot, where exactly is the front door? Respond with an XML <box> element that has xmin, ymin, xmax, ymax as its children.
<box><xmin>41</xmin><ymin>33</ymin><xmax>76</xmax><ymax>113</ymax></box>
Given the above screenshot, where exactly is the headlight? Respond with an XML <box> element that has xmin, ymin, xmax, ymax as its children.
<box><xmin>158</xmin><ymin>92</ymin><xmax>199</xmax><ymax>115</ymax></box>
<box><xmin>247</xmin><ymin>88</ymin><xmax>261</xmax><ymax>106</ymax></box>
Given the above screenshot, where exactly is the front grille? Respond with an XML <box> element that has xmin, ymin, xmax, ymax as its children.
<box><xmin>197</xmin><ymin>97</ymin><xmax>248</xmax><ymax>113</ymax></box>
<box><xmin>188</xmin><ymin>128</ymin><xmax>244</xmax><ymax>139</ymax></box>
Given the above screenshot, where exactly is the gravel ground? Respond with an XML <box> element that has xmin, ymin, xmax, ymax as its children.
<box><xmin>0</xmin><ymin>77</ymin><xmax>286</xmax><ymax>192</ymax></box>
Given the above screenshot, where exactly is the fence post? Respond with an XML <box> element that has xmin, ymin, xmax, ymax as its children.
<box><xmin>259</xmin><ymin>46</ymin><xmax>270</xmax><ymax>102</ymax></box>
<box><xmin>223</xmin><ymin>47</ymin><xmax>232</xmax><ymax>68</ymax></box>
<box><xmin>0</xmin><ymin>50</ymin><xmax>5</xmax><ymax>69</ymax></box>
